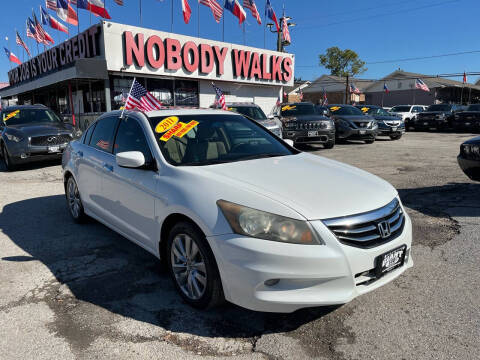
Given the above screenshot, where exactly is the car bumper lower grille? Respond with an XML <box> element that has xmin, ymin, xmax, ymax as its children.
<box><xmin>323</xmin><ymin>198</ymin><xmax>405</xmax><ymax>248</ymax></box>
<box><xmin>30</xmin><ymin>134</ymin><xmax>72</xmax><ymax>146</ymax></box>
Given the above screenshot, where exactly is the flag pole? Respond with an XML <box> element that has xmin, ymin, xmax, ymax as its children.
<box><xmin>139</xmin><ymin>0</ymin><xmax>142</xmax><ymax>26</ymax></box>
<box><xmin>243</xmin><ymin>23</ymin><xmax>246</xmax><ymax>45</ymax></box>
<box><xmin>77</xmin><ymin>1</ymin><xmax>80</xmax><ymax>35</ymax></box>
<box><xmin>6</xmin><ymin>36</ymin><xmax>12</xmax><ymax>70</ymax></box>
<box><xmin>121</xmin><ymin>77</ymin><xmax>136</xmax><ymax>119</ymax></box>
<box><xmin>197</xmin><ymin>0</ymin><xmax>200</xmax><ymax>37</ymax></box>
<box><xmin>171</xmin><ymin>0</ymin><xmax>174</xmax><ymax>32</ymax></box>
<box><xmin>263</xmin><ymin>4</ymin><xmax>266</xmax><ymax>48</ymax></box>
<box><xmin>222</xmin><ymin>13</ymin><xmax>225</xmax><ymax>41</ymax></box>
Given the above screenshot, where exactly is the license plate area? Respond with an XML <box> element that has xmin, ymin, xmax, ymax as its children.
<box><xmin>48</xmin><ymin>146</ymin><xmax>60</xmax><ymax>153</ymax></box>
<box><xmin>375</xmin><ymin>245</ymin><xmax>407</xmax><ymax>278</ymax></box>
<box><xmin>391</xmin><ymin>127</ymin><xmax>397</xmax><ymax>131</ymax></box>
<box><xmin>307</xmin><ymin>131</ymin><xmax>318</xmax><ymax>137</ymax></box>
<box><xmin>359</xmin><ymin>130</ymin><xmax>366</xmax><ymax>135</ymax></box>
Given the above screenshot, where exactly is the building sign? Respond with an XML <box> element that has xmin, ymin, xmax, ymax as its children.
<box><xmin>7</xmin><ymin>25</ymin><xmax>101</xmax><ymax>86</ymax></box>
<box><xmin>103</xmin><ymin>22</ymin><xmax>294</xmax><ymax>87</ymax></box>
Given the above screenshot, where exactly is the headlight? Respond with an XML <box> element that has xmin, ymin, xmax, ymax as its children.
<box><xmin>5</xmin><ymin>133</ymin><xmax>22</xmax><ymax>142</ymax></box>
<box><xmin>74</xmin><ymin>129</ymin><xmax>82</xmax><ymax>138</ymax></box>
<box><xmin>217</xmin><ymin>200</ymin><xmax>323</xmax><ymax>245</ymax></box>
<box><xmin>284</xmin><ymin>121</ymin><xmax>296</xmax><ymax>129</ymax></box>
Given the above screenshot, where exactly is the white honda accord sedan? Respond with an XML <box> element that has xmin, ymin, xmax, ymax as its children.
<box><xmin>62</xmin><ymin>109</ymin><xmax>413</xmax><ymax>313</ymax></box>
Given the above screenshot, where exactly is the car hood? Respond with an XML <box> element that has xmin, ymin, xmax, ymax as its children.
<box><xmin>7</xmin><ymin>122</ymin><xmax>73</xmax><ymax>136</ymax></box>
<box><xmin>332</xmin><ymin>115</ymin><xmax>373</xmax><ymax>122</ymax></box>
<box><xmin>463</xmin><ymin>136</ymin><xmax>480</xmax><ymax>145</ymax></box>
<box><xmin>281</xmin><ymin>114</ymin><xmax>329</xmax><ymax>123</ymax></box>
<box><xmin>196</xmin><ymin>152</ymin><xmax>397</xmax><ymax>220</ymax></box>
<box><xmin>257</xmin><ymin>119</ymin><xmax>280</xmax><ymax>128</ymax></box>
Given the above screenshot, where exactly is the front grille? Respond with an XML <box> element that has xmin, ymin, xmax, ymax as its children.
<box><xmin>30</xmin><ymin>134</ymin><xmax>72</xmax><ymax>146</ymax></box>
<box><xmin>461</xmin><ymin>144</ymin><xmax>480</xmax><ymax>160</ymax></box>
<box><xmin>323</xmin><ymin>198</ymin><xmax>405</xmax><ymax>248</ymax></box>
<box><xmin>385</xmin><ymin>121</ymin><xmax>401</xmax><ymax>126</ymax></box>
<box><xmin>287</xmin><ymin>122</ymin><xmax>328</xmax><ymax>130</ymax></box>
<box><xmin>353</xmin><ymin>121</ymin><xmax>371</xmax><ymax>129</ymax></box>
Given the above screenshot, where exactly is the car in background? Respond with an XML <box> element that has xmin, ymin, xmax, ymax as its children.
<box><xmin>452</xmin><ymin>104</ymin><xmax>480</xmax><ymax>133</ymax></box>
<box><xmin>0</xmin><ymin>105</ymin><xmax>78</xmax><ymax>171</ymax></box>
<box><xmin>414</xmin><ymin>104</ymin><xmax>466</xmax><ymax>131</ymax></box>
<box><xmin>328</xmin><ymin>105</ymin><xmax>378</xmax><ymax>144</ymax></box>
<box><xmin>458</xmin><ymin>136</ymin><xmax>480</xmax><ymax>181</ymax></box>
<box><xmin>224</xmin><ymin>102</ymin><xmax>282</xmax><ymax>138</ymax></box>
<box><xmin>271</xmin><ymin>102</ymin><xmax>335</xmax><ymax>148</ymax></box>
<box><xmin>356</xmin><ymin>105</ymin><xmax>404</xmax><ymax>140</ymax></box>
<box><xmin>62</xmin><ymin>108</ymin><xmax>413</xmax><ymax>312</ymax></box>
<box><xmin>389</xmin><ymin>105</ymin><xmax>427</xmax><ymax>130</ymax></box>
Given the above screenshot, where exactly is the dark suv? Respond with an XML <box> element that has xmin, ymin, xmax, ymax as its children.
<box><xmin>414</xmin><ymin>104</ymin><xmax>465</xmax><ymax>131</ymax></box>
<box><xmin>0</xmin><ymin>105</ymin><xmax>77</xmax><ymax>170</ymax></box>
<box><xmin>271</xmin><ymin>102</ymin><xmax>335</xmax><ymax>148</ymax></box>
<box><xmin>328</xmin><ymin>105</ymin><xmax>377</xmax><ymax>144</ymax></box>
<box><xmin>355</xmin><ymin>105</ymin><xmax>404</xmax><ymax>140</ymax></box>
<box><xmin>452</xmin><ymin>104</ymin><xmax>480</xmax><ymax>133</ymax></box>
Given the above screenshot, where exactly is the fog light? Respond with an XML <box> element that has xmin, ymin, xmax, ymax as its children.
<box><xmin>20</xmin><ymin>153</ymin><xmax>28</xmax><ymax>159</ymax></box>
<box><xmin>287</xmin><ymin>132</ymin><xmax>295</xmax><ymax>137</ymax></box>
<box><xmin>264</xmin><ymin>279</ymin><xmax>280</xmax><ymax>286</ymax></box>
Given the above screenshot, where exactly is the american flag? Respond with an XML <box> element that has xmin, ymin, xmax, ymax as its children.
<box><xmin>275</xmin><ymin>96</ymin><xmax>281</xmax><ymax>106</ymax></box>
<box><xmin>282</xmin><ymin>15</ymin><xmax>291</xmax><ymax>43</ymax></box>
<box><xmin>125</xmin><ymin>79</ymin><xmax>163</xmax><ymax>112</ymax></box>
<box><xmin>69</xmin><ymin>0</ymin><xmax>77</xmax><ymax>6</ymax></box>
<box><xmin>46</xmin><ymin>0</ymin><xmax>57</xmax><ymax>10</ymax></box>
<box><xmin>322</xmin><ymin>88</ymin><xmax>328</xmax><ymax>106</ymax></box>
<box><xmin>27</xmin><ymin>18</ymin><xmax>43</xmax><ymax>44</ymax></box>
<box><xmin>298</xmin><ymin>88</ymin><xmax>303</xmax><ymax>101</ymax></box>
<box><xmin>415</xmin><ymin>78</ymin><xmax>430</xmax><ymax>92</ymax></box>
<box><xmin>349</xmin><ymin>83</ymin><xmax>361</xmax><ymax>94</ymax></box>
<box><xmin>212</xmin><ymin>82</ymin><xmax>226</xmax><ymax>110</ymax></box>
<box><xmin>199</xmin><ymin>0</ymin><xmax>223</xmax><ymax>23</ymax></box>
<box><xmin>16</xmin><ymin>31</ymin><xmax>31</xmax><ymax>57</ymax></box>
<box><xmin>114</xmin><ymin>0</ymin><xmax>123</xmax><ymax>5</ymax></box>
<box><xmin>243</xmin><ymin>0</ymin><xmax>261</xmax><ymax>24</ymax></box>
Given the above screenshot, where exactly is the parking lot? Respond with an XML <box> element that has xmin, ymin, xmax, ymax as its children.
<box><xmin>0</xmin><ymin>131</ymin><xmax>479</xmax><ymax>360</ymax></box>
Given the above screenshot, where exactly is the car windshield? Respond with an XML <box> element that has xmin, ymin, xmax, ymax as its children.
<box><xmin>466</xmin><ymin>105</ymin><xmax>480</xmax><ymax>111</ymax></box>
<box><xmin>150</xmin><ymin>113</ymin><xmax>296</xmax><ymax>166</ymax></box>
<box><xmin>329</xmin><ymin>106</ymin><xmax>364</xmax><ymax>116</ymax></box>
<box><xmin>358</xmin><ymin>107</ymin><xmax>390</xmax><ymax>116</ymax></box>
<box><xmin>228</xmin><ymin>106</ymin><xmax>267</xmax><ymax>120</ymax></box>
<box><xmin>280</xmin><ymin>103</ymin><xmax>315</xmax><ymax>116</ymax></box>
<box><xmin>426</xmin><ymin>104</ymin><xmax>452</xmax><ymax>112</ymax></box>
<box><xmin>390</xmin><ymin>106</ymin><xmax>411</xmax><ymax>112</ymax></box>
<box><xmin>2</xmin><ymin>108</ymin><xmax>62</xmax><ymax>126</ymax></box>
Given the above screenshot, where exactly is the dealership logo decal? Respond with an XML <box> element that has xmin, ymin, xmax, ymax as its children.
<box><xmin>378</xmin><ymin>221</ymin><xmax>392</xmax><ymax>238</ymax></box>
<box><xmin>155</xmin><ymin>116</ymin><xmax>199</xmax><ymax>142</ymax></box>
<box><xmin>3</xmin><ymin>110</ymin><xmax>20</xmax><ymax>121</ymax></box>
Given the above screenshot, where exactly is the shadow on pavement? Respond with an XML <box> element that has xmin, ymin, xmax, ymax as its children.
<box><xmin>0</xmin><ymin>195</ymin><xmax>337</xmax><ymax>339</ymax></box>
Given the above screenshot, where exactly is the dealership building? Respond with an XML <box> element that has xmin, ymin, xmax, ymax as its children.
<box><xmin>0</xmin><ymin>21</ymin><xmax>294</xmax><ymax>128</ymax></box>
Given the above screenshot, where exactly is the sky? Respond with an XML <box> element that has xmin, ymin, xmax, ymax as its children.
<box><xmin>1</xmin><ymin>0</ymin><xmax>480</xmax><ymax>84</ymax></box>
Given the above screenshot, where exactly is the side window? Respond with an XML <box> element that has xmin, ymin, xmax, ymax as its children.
<box><xmin>414</xmin><ymin>106</ymin><xmax>423</xmax><ymax>113</ymax></box>
<box><xmin>89</xmin><ymin>117</ymin><xmax>119</xmax><ymax>153</ymax></box>
<box><xmin>82</xmin><ymin>123</ymin><xmax>96</xmax><ymax>144</ymax></box>
<box><xmin>113</xmin><ymin>118</ymin><xmax>154</xmax><ymax>164</ymax></box>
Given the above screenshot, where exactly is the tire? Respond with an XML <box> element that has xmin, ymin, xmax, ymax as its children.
<box><xmin>324</xmin><ymin>140</ymin><xmax>335</xmax><ymax>149</ymax></box>
<box><xmin>1</xmin><ymin>144</ymin><xmax>16</xmax><ymax>171</ymax></box>
<box><xmin>167</xmin><ymin>221</ymin><xmax>224</xmax><ymax>309</ymax></box>
<box><xmin>365</xmin><ymin>139</ymin><xmax>375</xmax><ymax>144</ymax></box>
<box><xmin>390</xmin><ymin>134</ymin><xmax>402</xmax><ymax>140</ymax></box>
<box><xmin>65</xmin><ymin>176</ymin><xmax>87</xmax><ymax>223</ymax></box>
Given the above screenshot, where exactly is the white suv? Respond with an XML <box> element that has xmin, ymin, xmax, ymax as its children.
<box><xmin>62</xmin><ymin>109</ymin><xmax>413</xmax><ymax>313</ymax></box>
<box><xmin>390</xmin><ymin>105</ymin><xmax>427</xmax><ymax>130</ymax></box>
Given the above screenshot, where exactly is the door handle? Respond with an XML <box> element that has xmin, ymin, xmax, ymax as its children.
<box><xmin>103</xmin><ymin>163</ymin><xmax>114</xmax><ymax>172</ymax></box>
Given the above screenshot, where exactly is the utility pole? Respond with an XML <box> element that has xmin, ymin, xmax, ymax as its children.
<box><xmin>345</xmin><ymin>74</ymin><xmax>349</xmax><ymax>104</ymax></box>
<box><xmin>266</xmin><ymin>15</ymin><xmax>296</xmax><ymax>52</ymax></box>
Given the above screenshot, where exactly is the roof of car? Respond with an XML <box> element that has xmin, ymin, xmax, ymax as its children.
<box><xmin>355</xmin><ymin>105</ymin><xmax>381</xmax><ymax>108</ymax></box>
<box><xmin>225</xmin><ymin>102</ymin><xmax>259</xmax><ymax>107</ymax></box>
<box><xmin>2</xmin><ymin>104</ymin><xmax>48</xmax><ymax>111</ymax></box>
<box><xmin>109</xmin><ymin>108</ymin><xmax>239</xmax><ymax>118</ymax></box>
<box><xmin>280</xmin><ymin>102</ymin><xmax>314</xmax><ymax>106</ymax></box>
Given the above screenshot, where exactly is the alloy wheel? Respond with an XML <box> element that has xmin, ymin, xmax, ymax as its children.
<box><xmin>67</xmin><ymin>178</ymin><xmax>81</xmax><ymax>219</ymax></box>
<box><xmin>170</xmin><ymin>233</ymin><xmax>207</xmax><ymax>300</ymax></box>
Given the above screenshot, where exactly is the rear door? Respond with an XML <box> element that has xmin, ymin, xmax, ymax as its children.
<box><xmin>84</xmin><ymin>116</ymin><xmax>120</xmax><ymax>219</ymax></box>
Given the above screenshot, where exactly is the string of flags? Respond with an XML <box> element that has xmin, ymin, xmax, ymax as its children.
<box><xmin>5</xmin><ymin>0</ymin><xmax>291</xmax><ymax>66</ymax></box>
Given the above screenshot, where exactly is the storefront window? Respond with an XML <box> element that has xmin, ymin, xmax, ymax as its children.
<box><xmin>175</xmin><ymin>80</ymin><xmax>198</xmax><ymax>106</ymax></box>
<box><xmin>148</xmin><ymin>78</ymin><xmax>174</xmax><ymax>106</ymax></box>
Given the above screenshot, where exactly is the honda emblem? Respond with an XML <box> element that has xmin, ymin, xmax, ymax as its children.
<box><xmin>378</xmin><ymin>221</ymin><xmax>391</xmax><ymax>239</ymax></box>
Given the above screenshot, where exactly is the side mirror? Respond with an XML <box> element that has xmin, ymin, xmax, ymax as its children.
<box><xmin>267</xmin><ymin>114</ymin><xmax>275</xmax><ymax>119</ymax></box>
<box><xmin>116</xmin><ymin>151</ymin><xmax>145</xmax><ymax>168</ymax></box>
<box><xmin>284</xmin><ymin>139</ymin><xmax>294</xmax><ymax>147</ymax></box>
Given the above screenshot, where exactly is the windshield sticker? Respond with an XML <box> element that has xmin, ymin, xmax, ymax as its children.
<box><xmin>3</xmin><ymin>110</ymin><xmax>20</xmax><ymax>121</ymax></box>
<box><xmin>361</xmin><ymin>107</ymin><xmax>369</xmax><ymax>113</ymax></box>
<box><xmin>282</xmin><ymin>105</ymin><xmax>296</xmax><ymax>111</ymax></box>
<box><xmin>330</xmin><ymin>106</ymin><xmax>341</xmax><ymax>112</ymax></box>
<box><xmin>155</xmin><ymin>116</ymin><xmax>179</xmax><ymax>133</ymax></box>
<box><xmin>160</xmin><ymin>120</ymin><xmax>199</xmax><ymax>142</ymax></box>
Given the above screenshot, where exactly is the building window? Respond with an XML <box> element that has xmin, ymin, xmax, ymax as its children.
<box><xmin>174</xmin><ymin>79</ymin><xmax>199</xmax><ymax>106</ymax></box>
<box><xmin>398</xmin><ymin>82</ymin><xmax>402</xmax><ymax>89</ymax></box>
<box><xmin>148</xmin><ymin>77</ymin><xmax>174</xmax><ymax>106</ymax></box>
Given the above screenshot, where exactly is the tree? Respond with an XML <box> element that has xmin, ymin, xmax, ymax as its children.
<box><xmin>319</xmin><ymin>47</ymin><xmax>367</xmax><ymax>77</ymax></box>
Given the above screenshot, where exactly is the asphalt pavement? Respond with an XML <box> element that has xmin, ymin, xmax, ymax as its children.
<box><xmin>0</xmin><ymin>132</ymin><xmax>479</xmax><ymax>360</ymax></box>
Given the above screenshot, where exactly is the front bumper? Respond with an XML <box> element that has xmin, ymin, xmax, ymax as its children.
<box><xmin>336</xmin><ymin>126</ymin><xmax>377</xmax><ymax>140</ymax></box>
<box><xmin>377</xmin><ymin>124</ymin><xmax>405</xmax><ymax>136</ymax></box>
<box><xmin>282</xmin><ymin>129</ymin><xmax>335</xmax><ymax>144</ymax></box>
<box><xmin>6</xmin><ymin>140</ymin><xmax>68</xmax><ymax>164</ymax></box>
<box><xmin>452</xmin><ymin>120</ymin><xmax>480</xmax><ymax>132</ymax></box>
<box><xmin>208</xmin><ymin>212</ymin><xmax>413</xmax><ymax>313</ymax></box>
<box><xmin>457</xmin><ymin>155</ymin><xmax>480</xmax><ymax>181</ymax></box>
<box><xmin>415</xmin><ymin>118</ymin><xmax>449</xmax><ymax>130</ymax></box>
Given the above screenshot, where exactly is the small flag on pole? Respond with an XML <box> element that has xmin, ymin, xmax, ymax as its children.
<box><xmin>224</xmin><ymin>0</ymin><xmax>246</xmax><ymax>24</ymax></box>
<box><xmin>415</xmin><ymin>78</ymin><xmax>430</xmax><ymax>92</ymax></box>
<box><xmin>125</xmin><ymin>79</ymin><xmax>163</xmax><ymax>112</ymax></box>
<box><xmin>181</xmin><ymin>0</ymin><xmax>192</xmax><ymax>24</ymax></box>
<box><xmin>199</xmin><ymin>0</ymin><xmax>223</xmax><ymax>23</ymax></box>
<box><xmin>243</xmin><ymin>0</ymin><xmax>261</xmax><ymax>24</ymax></box>
<box><xmin>349</xmin><ymin>83</ymin><xmax>361</xmax><ymax>94</ymax></box>
<box><xmin>384</xmin><ymin>82</ymin><xmax>389</xmax><ymax>94</ymax></box>
<box><xmin>41</xmin><ymin>6</ymin><xmax>69</xmax><ymax>34</ymax></box>
<box><xmin>114</xmin><ymin>0</ymin><xmax>124</xmax><ymax>5</ymax></box>
<box><xmin>4</xmin><ymin>48</ymin><xmax>22</xmax><ymax>65</ymax></box>
<box><xmin>322</xmin><ymin>88</ymin><xmax>328</xmax><ymax>106</ymax></box>
<box><xmin>56</xmin><ymin>0</ymin><xmax>79</xmax><ymax>25</ymax></box>
<box><xmin>27</xmin><ymin>18</ymin><xmax>43</xmax><ymax>44</ymax></box>
<box><xmin>16</xmin><ymin>31</ymin><xmax>31</xmax><ymax>57</ymax></box>
<box><xmin>77</xmin><ymin>0</ymin><xmax>111</xmax><ymax>19</ymax></box>
<box><xmin>265</xmin><ymin>0</ymin><xmax>279</xmax><ymax>31</ymax></box>
<box><xmin>212</xmin><ymin>82</ymin><xmax>227</xmax><ymax>110</ymax></box>
<box><xmin>281</xmin><ymin>13</ymin><xmax>291</xmax><ymax>44</ymax></box>
<box><xmin>463</xmin><ymin>71</ymin><xmax>467</xmax><ymax>84</ymax></box>
<box><xmin>46</xmin><ymin>0</ymin><xmax>58</xmax><ymax>10</ymax></box>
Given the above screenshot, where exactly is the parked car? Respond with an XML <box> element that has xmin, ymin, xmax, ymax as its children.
<box><xmin>62</xmin><ymin>109</ymin><xmax>413</xmax><ymax>313</ymax></box>
<box><xmin>328</xmin><ymin>105</ymin><xmax>378</xmax><ymax>144</ymax></box>
<box><xmin>458</xmin><ymin>136</ymin><xmax>480</xmax><ymax>181</ymax></box>
<box><xmin>414</xmin><ymin>104</ymin><xmax>466</xmax><ymax>131</ymax></box>
<box><xmin>452</xmin><ymin>104</ymin><xmax>480</xmax><ymax>133</ymax></box>
<box><xmin>271</xmin><ymin>102</ymin><xmax>335</xmax><ymax>148</ymax></box>
<box><xmin>0</xmin><ymin>105</ymin><xmax>79</xmax><ymax>171</ymax></box>
<box><xmin>224</xmin><ymin>102</ymin><xmax>282</xmax><ymax>138</ymax></box>
<box><xmin>389</xmin><ymin>105</ymin><xmax>427</xmax><ymax>130</ymax></box>
<box><xmin>356</xmin><ymin>105</ymin><xmax>404</xmax><ymax>140</ymax></box>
